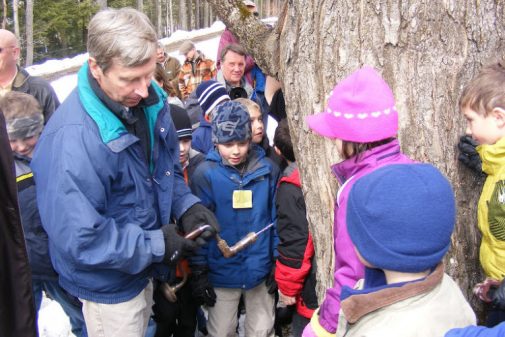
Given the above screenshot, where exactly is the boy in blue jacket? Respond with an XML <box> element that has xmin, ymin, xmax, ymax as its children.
<box><xmin>1</xmin><ymin>91</ymin><xmax>87</xmax><ymax>337</ymax></box>
<box><xmin>189</xmin><ymin>101</ymin><xmax>279</xmax><ymax>337</ymax></box>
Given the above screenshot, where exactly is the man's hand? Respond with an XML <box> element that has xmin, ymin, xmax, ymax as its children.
<box><xmin>179</xmin><ymin>203</ymin><xmax>219</xmax><ymax>245</ymax></box>
<box><xmin>458</xmin><ymin>135</ymin><xmax>483</xmax><ymax>174</ymax></box>
<box><xmin>190</xmin><ymin>265</ymin><xmax>217</xmax><ymax>307</ymax></box>
<box><xmin>161</xmin><ymin>224</ymin><xmax>199</xmax><ymax>266</ymax></box>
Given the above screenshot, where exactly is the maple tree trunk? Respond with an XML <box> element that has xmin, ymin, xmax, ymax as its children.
<box><xmin>207</xmin><ymin>0</ymin><xmax>504</xmax><ymax>318</ymax></box>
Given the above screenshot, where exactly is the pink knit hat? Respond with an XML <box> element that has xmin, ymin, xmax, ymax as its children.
<box><xmin>306</xmin><ymin>66</ymin><xmax>398</xmax><ymax>142</ymax></box>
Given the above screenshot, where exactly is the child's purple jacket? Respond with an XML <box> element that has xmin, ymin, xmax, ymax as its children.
<box><xmin>318</xmin><ymin>139</ymin><xmax>413</xmax><ymax>333</ymax></box>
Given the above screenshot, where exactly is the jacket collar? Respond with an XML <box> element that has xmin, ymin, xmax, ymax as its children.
<box><xmin>331</xmin><ymin>139</ymin><xmax>402</xmax><ymax>184</ymax></box>
<box><xmin>478</xmin><ymin>137</ymin><xmax>505</xmax><ymax>175</ymax></box>
<box><xmin>278</xmin><ymin>162</ymin><xmax>300</xmax><ymax>187</ymax></box>
<box><xmin>206</xmin><ymin>144</ymin><xmax>268</xmax><ymax>175</ymax></box>
<box><xmin>11</xmin><ymin>66</ymin><xmax>29</xmax><ymax>89</ymax></box>
<box><xmin>340</xmin><ymin>263</ymin><xmax>444</xmax><ymax>324</ymax></box>
<box><xmin>216</xmin><ymin>70</ymin><xmax>251</xmax><ymax>92</ymax></box>
<box><xmin>77</xmin><ymin>62</ymin><xmax>166</xmax><ymax>151</ymax></box>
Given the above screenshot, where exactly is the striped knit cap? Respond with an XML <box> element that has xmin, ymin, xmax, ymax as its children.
<box><xmin>169</xmin><ymin>104</ymin><xmax>192</xmax><ymax>139</ymax></box>
<box><xmin>196</xmin><ymin>80</ymin><xmax>230</xmax><ymax>119</ymax></box>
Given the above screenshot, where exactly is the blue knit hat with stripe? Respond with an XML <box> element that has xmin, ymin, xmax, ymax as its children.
<box><xmin>347</xmin><ymin>164</ymin><xmax>455</xmax><ymax>272</ymax></box>
<box><xmin>196</xmin><ymin>80</ymin><xmax>230</xmax><ymax>119</ymax></box>
<box><xmin>169</xmin><ymin>104</ymin><xmax>192</xmax><ymax>139</ymax></box>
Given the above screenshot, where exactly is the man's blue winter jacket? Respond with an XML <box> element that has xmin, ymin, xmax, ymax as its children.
<box><xmin>31</xmin><ymin>64</ymin><xmax>199</xmax><ymax>304</ymax></box>
<box><xmin>190</xmin><ymin>145</ymin><xmax>279</xmax><ymax>289</ymax></box>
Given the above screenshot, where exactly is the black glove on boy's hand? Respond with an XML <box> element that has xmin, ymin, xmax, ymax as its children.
<box><xmin>179</xmin><ymin>203</ymin><xmax>219</xmax><ymax>245</ymax></box>
<box><xmin>190</xmin><ymin>265</ymin><xmax>216</xmax><ymax>307</ymax></box>
<box><xmin>161</xmin><ymin>224</ymin><xmax>198</xmax><ymax>266</ymax></box>
<box><xmin>458</xmin><ymin>135</ymin><xmax>483</xmax><ymax>174</ymax></box>
<box><xmin>490</xmin><ymin>280</ymin><xmax>505</xmax><ymax>310</ymax></box>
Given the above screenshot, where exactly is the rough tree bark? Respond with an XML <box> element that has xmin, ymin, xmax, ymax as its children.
<box><xmin>195</xmin><ymin>0</ymin><xmax>201</xmax><ymax>29</ymax></box>
<box><xmin>179</xmin><ymin>0</ymin><xmax>188</xmax><ymax>30</ymax></box>
<box><xmin>203</xmin><ymin>1</ymin><xmax>210</xmax><ymax>28</ymax></box>
<box><xmin>25</xmin><ymin>0</ymin><xmax>33</xmax><ymax>66</ymax></box>
<box><xmin>12</xmin><ymin>0</ymin><xmax>19</xmax><ymax>39</ymax></box>
<box><xmin>95</xmin><ymin>0</ymin><xmax>107</xmax><ymax>10</ymax></box>
<box><xmin>207</xmin><ymin>0</ymin><xmax>505</xmax><ymax>316</ymax></box>
<box><xmin>2</xmin><ymin>0</ymin><xmax>7</xmax><ymax>29</ymax></box>
<box><xmin>167</xmin><ymin>0</ymin><xmax>174</xmax><ymax>35</ymax></box>
<box><xmin>154</xmin><ymin>0</ymin><xmax>162</xmax><ymax>37</ymax></box>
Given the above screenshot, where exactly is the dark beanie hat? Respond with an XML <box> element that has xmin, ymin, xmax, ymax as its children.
<box><xmin>269</xmin><ymin>89</ymin><xmax>286</xmax><ymax>122</ymax></box>
<box><xmin>347</xmin><ymin>164</ymin><xmax>455</xmax><ymax>273</ymax></box>
<box><xmin>196</xmin><ymin>80</ymin><xmax>230</xmax><ymax>119</ymax></box>
<box><xmin>212</xmin><ymin>101</ymin><xmax>251</xmax><ymax>144</ymax></box>
<box><xmin>169</xmin><ymin>104</ymin><xmax>192</xmax><ymax>139</ymax></box>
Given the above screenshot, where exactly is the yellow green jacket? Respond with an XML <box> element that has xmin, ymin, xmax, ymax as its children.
<box><xmin>477</xmin><ymin>137</ymin><xmax>505</xmax><ymax>280</ymax></box>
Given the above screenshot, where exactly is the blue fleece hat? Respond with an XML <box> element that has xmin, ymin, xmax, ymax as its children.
<box><xmin>347</xmin><ymin>164</ymin><xmax>455</xmax><ymax>273</ymax></box>
<box><xmin>212</xmin><ymin>101</ymin><xmax>251</xmax><ymax>144</ymax></box>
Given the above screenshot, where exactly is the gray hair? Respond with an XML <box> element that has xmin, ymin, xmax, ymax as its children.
<box><xmin>87</xmin><ymin>7</ymin><xmax>158</xmax><ymax>73</ymax></box>
<box><xmin>220</xmin><ymin>43</ymin><xmax>247</xmax><ymax>62</ymax></box>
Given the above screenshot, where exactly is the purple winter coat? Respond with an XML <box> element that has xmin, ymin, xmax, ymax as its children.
<box><xmin>318</xmin><ymin>139</ymin><xmax>413</xmax><ymax>333</ymax></box>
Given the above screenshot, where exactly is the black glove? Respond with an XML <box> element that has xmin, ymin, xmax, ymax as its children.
<box><xmin>190</xmin><ymin>265</ymin><xmax>216</xmax><ymax>307</ymax></box>
<box><xmin>265</xmin><ymin>266</ymin><xmax>278</xmax><ymax>294</ymax></box>
<box><xmin>179</xmin><ymin>203</ymin><xmax>219</xmax><ymax>245</ymax></box>
<box><xmin>458</xmin><ymin>135</ymin><xmax>483</xmax><ymax>174</ymax></box>
<box><xmin>489</xmin><ymin>280</ymin><xmax>505</xmax><ymax>310</ymax></box>
<box><xmin>161</xmin><ymin>224</ymin><xmax>199</xmax><ymax>266</ymax></box>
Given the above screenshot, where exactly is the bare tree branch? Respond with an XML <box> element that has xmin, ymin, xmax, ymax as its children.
<box><xmin>206</xmin><ymin>0</ymin><xmax>282</xmax><ymax>76</ymax></box>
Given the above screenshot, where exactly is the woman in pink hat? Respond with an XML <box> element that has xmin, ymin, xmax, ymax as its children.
<box><xmin>301</xmin><ymin>66</ymin><xmax>414</xmax><ymax>337</ymax></box>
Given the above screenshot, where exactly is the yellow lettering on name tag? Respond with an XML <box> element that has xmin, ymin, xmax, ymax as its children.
<box><xmin>232</xmin><ymin>190</ymin><xmax>253</xmax><ymax>209</ymax></box>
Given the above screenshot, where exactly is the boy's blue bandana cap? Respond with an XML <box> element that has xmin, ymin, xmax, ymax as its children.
<box><xmin>212</xmin><ymin>101</ymin><xmax>251</xmax><ymax>144</ymax></box>
<box><xmin>7</xmin><ymin>115</ymin><xmax>44</xmax><ymax>140</ymax></box>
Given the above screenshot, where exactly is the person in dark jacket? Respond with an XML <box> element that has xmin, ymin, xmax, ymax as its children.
<box><xmin>31</xmin><ymin>8</ymin><xmax>218</xmax><ymax>337</ymax></box>
<box><xmin>273</xmin><ymin>119</ymin><xmax>317</xmax><ymax>337</ymax></box>
<box><xmin>0</xmin><ymin>29</ymin><xmax>60</xmax><ymax>122</ymax></box>
<box><xmin>0</xmin><ymin>109</ymin><xmax>37</xmax><ymax>337</ymax></box>
<box><xmin>156</xmin><ymin>42</ymin><xmax>181</xmax><ymax>99</ymax></box>
<box><xmin>152</xmin><ymin>105</ymin><xmax>206</xmax><ymax>337</ymax></box>
<box><xmin>1</xmin><ymin>91</ymin><xmax>88</xmax><ymax>337</ymax></box>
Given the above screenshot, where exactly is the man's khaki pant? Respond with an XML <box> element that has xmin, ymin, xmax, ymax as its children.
<box><xmin>207</xmin><ymin>282</ymin><xmax>275</xmax><ymax>337</ymax></box>
<box><xmin>80</xmin><ymin>281</ymin><xmax>153</xmax><ymax>337</ymax></box>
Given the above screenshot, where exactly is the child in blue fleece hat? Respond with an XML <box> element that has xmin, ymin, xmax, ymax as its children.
<box><xmin>189</xmin><ymin>101</ymin><xmax>280</xmax><ymax>337</ymax></box>
<box><xmin>334</xmin><ymin>164</ymin><xmax>476</xmax><ymax>337</ymax></box>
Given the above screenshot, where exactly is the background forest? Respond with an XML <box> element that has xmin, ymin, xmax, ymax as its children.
<box><xmin>0</xmin><ymin>0</ymin><xmax>283</xmax><ymax>65</ymax></box>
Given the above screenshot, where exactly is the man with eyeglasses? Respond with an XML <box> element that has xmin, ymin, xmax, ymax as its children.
<box><xmin>0</xmin><ymin>29</ymin><xmax>60</xmax><ymax>122</ymax></box>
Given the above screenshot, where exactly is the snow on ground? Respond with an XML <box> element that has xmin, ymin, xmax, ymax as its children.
<box><xmin>36</xmin><ymin>20</ymin><xmax>278</xmax><ymax>337</ymax></box>
<box><xmin>38</xmin><ymin>294</ymin><xmax>75</xmax><ymax>337</ymax></box>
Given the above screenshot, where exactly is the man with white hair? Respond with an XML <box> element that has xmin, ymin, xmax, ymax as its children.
<box><xmin>32</xmin><ymin>8</ymin><xmax>219</xmax><ymax>337</ymax></box>
<box><xmin>0</xmin><ymin>29</ymin><xmax>60</xmax><ymax>121</ymax></box>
